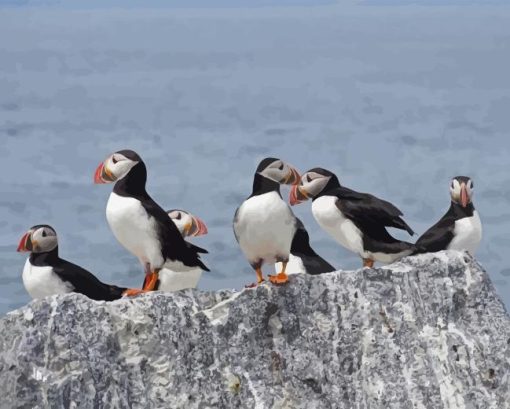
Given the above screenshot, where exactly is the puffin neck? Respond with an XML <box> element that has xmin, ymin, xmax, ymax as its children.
<box><xmin>448</xmin><ymin>200</ymin><xmax>475</xmax><ymax>218</ymax></box>
<box><xmin>250</xmin><ymin>173</ymin><xmax>281</xmax><ymax>197</ymax></box>
<box><xmin>113</xmin><ymin>162</ymin><xmax>148</xmax><ymax>198</ymax></box>
<box><xmin>29</xmin><ymin>247</ymin><xmax>60</xmax><ymax>266</ymax></box>
<box><xmin>314</xmin><ymin>174</ymin><xmax>341</xmax><ymax>199</ymax></box>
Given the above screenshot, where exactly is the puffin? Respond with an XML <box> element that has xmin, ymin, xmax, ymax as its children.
<box><xmin>415</xmin><ymin>176</ymin><xmax>481</xmax><ymax>255</ymax></box>
<box><xmin>17</xmin><ymin>224</ymin><xmax>132</xmax><ymax>301</ymax></box>
<box><xmin>144</xmin><ymin>209</ymin><xmax>209</xmax><ymax>292</ymax></box>
<box><xmin>274</xmin><ymin>218</ymin><xmax>336</xmax><ymax>275</ymax></box>
<box><xmin>94</xmin><ymin>149</ymin><xmax>209</xmax><ymax>295</ymax></box>
<box><xmin>290</xmin><ymin>168</ymin><xmax>416</xmax><ymax>268</ymax></box>
<box><xmin>233</xmin><ymin>157</ymin><xmax>301</xmax><ymax>286</ymax></box>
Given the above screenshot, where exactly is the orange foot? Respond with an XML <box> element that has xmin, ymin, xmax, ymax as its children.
<box><xmin>122</xmin><ymin>288</ymin><xmax>145</xmax><ymax>297</ymax></box>
<box><xmin>268</xmin><ymin>272</ymin><xmax>289</xmax><ymax>285</ymax></box>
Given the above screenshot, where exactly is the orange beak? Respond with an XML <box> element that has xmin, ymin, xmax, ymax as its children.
<box><xmin>184</xmin><ymin>215</ymin><xmax>208</xmax><ymax>237</ymax></box>
<box><xmin>460</xmin><ymin>183</ymin><xmax>469</xmax><ymax>208</ymax></box>
<box><xmin>283</xmin><ymin>166</ymin><xmax>301</xmax><ymax>185</ymax></box>
<box><xmin>94</xmin><ymin>161</ymin><xmax>115</xmax><ymax>184</ymax></box>
<box><xmin>17</xmin><ymin>232</ymin><xmax>32</xmax><ymax>252</ymax></box>
<box><xmin>289</xmin><ymin>185</ymin><xmax>309</xmax><ymax>206</ymax></box>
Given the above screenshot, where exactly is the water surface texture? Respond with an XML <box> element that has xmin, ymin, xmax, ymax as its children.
<box><xmin>1</xmin><ymin>5</ymin><xmax>510</xmax><ymax>313</ymax></box>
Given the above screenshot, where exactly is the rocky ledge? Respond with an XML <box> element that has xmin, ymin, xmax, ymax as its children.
<box><xmin>0</xmin><ymin>251</ymin><xmax>509</xmax><ymax>409</ymax></box>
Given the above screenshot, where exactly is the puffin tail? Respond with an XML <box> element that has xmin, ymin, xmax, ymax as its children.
<box><xmin>396</xmin><ymin>217</ymin><xmax>415</xmax><ymax>236</ymax></box>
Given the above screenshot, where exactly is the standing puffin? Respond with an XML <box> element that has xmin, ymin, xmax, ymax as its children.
<box><xmin>144</xmin><ymin>209</ymin><xmax>209</xmax><ymax>292</ymax></box>
<box><xmin>17</xmin><ymin>225</ymin><xmax>132</xmax><ymax>301</ymax></box>
<box><xmin>415</xmin><ymin>176</ymin><xmax>481</xmax><ymax>255</ymax></box>
<box><xmin>274</xmin><ymin>218</ymin><xmax>335</xmax><ymax>275</ymax></box>
<box><xmin>233</xmin><ymin>157</ymin><xmax>301</xmax><ymax>286</ymax></box>
<box><xmin>94</xmin><ymin>149</ymin><xmax>209</xmax><ymax>295</ymax></box>
<box><xmin>290</xmin><ymin>168</ymin><xmax>416</xmax><ymax>268</ymax></box>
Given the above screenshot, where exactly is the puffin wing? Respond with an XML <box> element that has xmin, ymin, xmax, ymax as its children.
<box><xmin>53</xmin><ymin>260</ymin><xmax>126</xmax><ymax>301</ymax></box>
<box><xmin>141</xmin><ymin>196</ymin><xmax>210</xmax><ymax>271</ymax></box>
<box><xmin>333</xmin><ymin>187</ymin><xmax>415</xmax><ymax>235</ymax></box>
<box><xmin>415</xmin><ymin>216</ymin><xmax>455</xmax><ymax>254</ymax></box>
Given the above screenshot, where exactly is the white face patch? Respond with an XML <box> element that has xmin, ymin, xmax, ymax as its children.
<box><xmin>258</xmin><ymin>160</ymin><xmax>288</xmax><ymax>183</ymax></box>
<box><xmin>30</xmin><ymin>226</ymin><xmax>58</xmax><ymax>253</ymax></box>
<box><xmin>168</xmin><ymin>210</ymin><xmax>192</xmax><ymax>236</ymax></box>
<box><xmin>450</xmin><ymin>178</ymin><xmax>474</xmax><ymax>203</ymax></box>
<box><xmin>108</xmin><ymin>153</ymin><xmax>139</xmax><ymax>181</ymax></box>
<box><xmin>300</xmin><ymin>172</ymin><xmax>331</xmax><ymax>198</ymax></box>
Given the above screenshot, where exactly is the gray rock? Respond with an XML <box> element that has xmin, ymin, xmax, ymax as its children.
<box><xmin>0</xmin><ymin>251</ymin><xmax>509</xmax><ymax>409</ymax></box>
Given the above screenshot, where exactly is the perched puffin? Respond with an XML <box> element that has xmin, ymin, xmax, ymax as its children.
<box><xmin>94</xmin><ymin>149</ymin><xmax>209</xmax><ymax>295</ymax></box>
<box><xmin>17</xmin><ymin>225</ymin><xmax>131</xmax><ymax>301</ymax></box>
<box><xmin>415</xmin><ymin>176</ymin><xmax>481</xmax><ymax>255</ymax></box>
<box><xmin>233</xmin><ymin>157</ymin><xmax>301</xmax><ymax>286</ymax></box>
<box><xmin>290</xmin><ymin>168</ymin><xmax>416</xmax><ymax>268</ymax></box>
<box><xmin>144</xmin><ymin>209</ymin><xmax>209</xmax><ymax>292</ymax></box>
<box><xmin>274</xmin><ymin>218</ymin><xmax>335</xmax><ymax>275</ymax></box>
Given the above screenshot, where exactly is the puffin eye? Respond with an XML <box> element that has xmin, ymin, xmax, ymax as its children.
<box><xmin>42</xmin><ymin>230</ymin><xmax>47</xmax><ymax>238</ymax></box>
<box><xmin>470</xmin><ymin>180</ymin><xmax>474</xmax><ymax>189</ymax></box>
<box><xmin>278</xmin><ymin>163</ymin><xmax>284</xmax><ymax>171</ymax></box>
<box><xmin>451</xmin><ymin>180</ymin><xmax>455</xmax><ymax>189</ymax></box>
<box><xmin>306</xmin><ymin>174</ymin><xmax>312</xmax><ymax>183</ymax></box>
<box><xmin>112</xmin><ymin>155</ymin><xmax>118</xmax><ymax>165</ymax></box>
<box><xmin>175</xmin><ymin>212</ymin><xmax>182</xmax><ymax>220</ymax></box>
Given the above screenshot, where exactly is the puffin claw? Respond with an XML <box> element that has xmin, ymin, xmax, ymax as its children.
<box><xmin>122</xmin><ymin>288</ymin><xmax>145</xmax><ymax>297</ymax></box>
<box><xmin>268</xmin><ymin>273</ymin><xmax>289</xmax><ymax>285</ymax></box>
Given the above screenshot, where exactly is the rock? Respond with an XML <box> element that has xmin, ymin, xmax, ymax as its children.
<box><xmin>0</xmin><ymin>251</ymin><xmax>509</xmax><ymax>409</ymax></box>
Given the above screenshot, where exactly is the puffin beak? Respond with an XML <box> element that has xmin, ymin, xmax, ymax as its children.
<box><xmin>184</xmin><ymin>216</ymin><xmax>208</xmax><ymax>237</ymax></box>
<box><xmin>94</xmin><ymin>160</ymin><xmax>116</xmax><ymax>184</ymax></box>
<box><xmin>17</xmin><ymin>231</ymin><xmax>33</xmax><ymax>252</ymax></box>
<box><xmin>460</xmin><ymin>183</ymin><xmax>469</xmax><ymax>208</ymax></box>
<box><xmin>289</xmin><ymin>185</ymin><xmax>309</xmax><ymax>206</ymax></box>
<box><xmin>282</xmin><ymin>166</ymin><xmax>301</xmax><ymax>185</ymax></box>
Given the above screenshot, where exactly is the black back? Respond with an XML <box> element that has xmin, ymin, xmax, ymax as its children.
<box><xmin>30</xmin><ymin>248</ymin><xmax>126</xmax><ymax>301</ymax></box>
<box><xmin>415</xmin><ymin>201</ymin><xmax>475</xmax><ymax>253</ymax></box>
<box><xmin>291</xmin><ymin>219</ymin><xmax>335</xmax><ymax>275</ymax></box>
<box><xmin>113</xmin><ymin>152</ymin><xmax>209</xmax><ymax>271</ymax></box>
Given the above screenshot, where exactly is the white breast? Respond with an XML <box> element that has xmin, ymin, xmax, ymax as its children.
<box><xmin>22</xmin><ymin>259</ymin><xmax>74</xmax><ymax>299</ymax></box>
<box><xmin>157</xmin><ymin>268</ymin><xmax>202</xmax><ymax>292</ymax></box>
<box><xmin>448</xmin><ymin>211</ymin><xmax>482</xmax><ymax>255</ymax></box>
<box><xmin>275</xmin><ymin>254</ymin><xmax>305</xmax><ymax>275</ymax></box>
<box><xmin>106</xmin><ymin>192</ymin><xmax>164</xmax><ymax>270</ymax></box>
<box><xmin>234</xmin><ymin>192</ymin><xmax>296</xmax><ymax>266</ymax></box>
<box><xmin>312</xmin><ymin>196</ymin><xmax>365</xmax><ymax>257</ymax></box>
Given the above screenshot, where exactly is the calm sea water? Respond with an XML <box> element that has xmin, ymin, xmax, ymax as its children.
<box><xmin>1</xmin><ymin>5</ymin><xmax>510</xmax><ymax>314</ymax></box>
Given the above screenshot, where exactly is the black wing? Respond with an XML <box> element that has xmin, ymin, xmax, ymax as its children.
<box><xmin>414</xmin><ymin>215</ymin><xmax>455</xmax><ymax>254</ymax></box>
<box><xmin>332</xmin><ymin>187</ymin><xmax>415</xmax><ymax>235</ymax></box>
<box><xmin>141</xmin><ymin>196</ymin><xmax>210</xmax><ymax>271</ymax></box>
<box><xmin>53</xmin><ymin>259</ymin><xmax>126</xmax><ymax>301</ymax></box>
<box><xmin>291</xmin><ymin>218</ymin><xmax>336</xmax><ymax>275</ymax></box>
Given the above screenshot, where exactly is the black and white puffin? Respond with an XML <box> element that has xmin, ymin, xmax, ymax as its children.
<box><xmin>233</xmin><ymin>157</ymin><xmax>301</xmax><ymax>286</ymax></box>
<box><xmin>17</xmin><ymin>225</ymin><xmax>131</xmax><ymax>301</ymax></box>
<box><xmin>94</xmin><ymin>149</ymin><xmax>209</xmax><ymax>295</ymax></box>
<box><xmin>274</xmin><ymin>218</ymin><xmax>335</xmax><ymax>275</ymax></box>
<box><xmin>415</xmin><ymin>176</ymin><xmax>481</xmax><ymax>255</ymax></box>
<box><xmin>290</xmin><ymin>168</ymin><xmax>416</xmax><ymax>268</ymax></box>
<box><xmin>144</xmin><ymin>209</ymin><xmax>208</xmax><ymax>292</ymax></box>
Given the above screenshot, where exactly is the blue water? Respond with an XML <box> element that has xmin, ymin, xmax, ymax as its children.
<box><xmin>1</xmin><ymin>5</ymin><xmax>510</xmax><ymax>314</ymax></box>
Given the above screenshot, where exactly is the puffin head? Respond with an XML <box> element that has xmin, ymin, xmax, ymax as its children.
<box><xmin>17</xmin><ymin>225</ymin><xmax>58</xmax><ymax>253</ymax></box>
<box><xmin>94</xmin><ymin>149</ymin><xmax>142</xmax><ymax>184</ymax></box>
<box><xmin>290</xmin><ymin>167</ymin><xmax>337</xmax><ymax>206</ymax></box>
<box><xmin>168</xmin><ymin>209</ymin><xmax>208</xmax><ymax>237</ymax></box>
<box><xmin>256</xmin><ymin>157</ymin><xmax>300</xmax><ymax>185</ymax></box>
<box><xmin>450</xmin><ymin>176</ymin><xmax>474</xmax><ymax>208</ymax></box>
